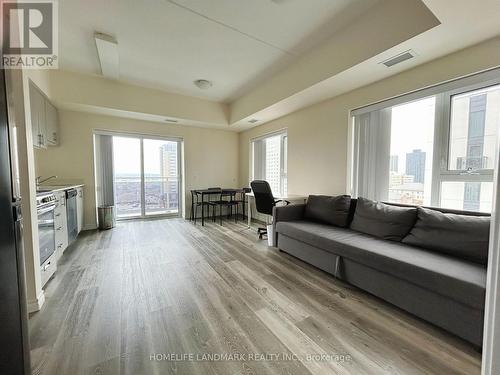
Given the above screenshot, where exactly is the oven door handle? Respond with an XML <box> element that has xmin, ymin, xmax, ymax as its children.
<box><xmin>37</xmin><ymin>204</ymin><xmax>56</xmax><ymax>215</ymax></box>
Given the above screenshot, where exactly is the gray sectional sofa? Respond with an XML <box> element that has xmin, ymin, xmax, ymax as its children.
<box><xmin>273</xmin><ymin>195</ymin><xmax>490</xmax><ymax>347</ymax></box>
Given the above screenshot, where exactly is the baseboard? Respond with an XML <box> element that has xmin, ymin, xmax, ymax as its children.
<box><xmin>27</xmin><ymin>290</ymin><xmax>45</xmax><ymax>313</ymax></box>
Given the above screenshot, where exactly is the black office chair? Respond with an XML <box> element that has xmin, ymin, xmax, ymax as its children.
<box><xmin>250</xmin><ymin>180</ymin><xmax>289</xmax><ymax>239</ymax></box>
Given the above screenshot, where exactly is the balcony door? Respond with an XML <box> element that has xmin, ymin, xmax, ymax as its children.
<box><xmin>112</xmin><ymin>135</ymin><xmax>181</xmax><ymax>219</ymax></box>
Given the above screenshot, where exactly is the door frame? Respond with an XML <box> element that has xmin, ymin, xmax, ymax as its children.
<box><xmin>94</xmin><ymin>130</ymin><xmax>184</xmax><ymax>220</ymax></box>
<box><xmin>482</xmin><ymin>124</ymin><xmax>500</xmax><ymax>374</ymax></box>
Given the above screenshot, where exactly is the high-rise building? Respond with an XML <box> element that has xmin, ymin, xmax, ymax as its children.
<box><xmin>389</xmin><ymin>155</ymin><xmax>398</xmax><ymax>173</ymax></box>
<box><xmin>265</xmin><ymin>135</ymin><xmax>281</xmax><ymax>195</ymax></box>
<box><xmin>463</xmin><ymin>94</ymin><xmax>487</xmax><ymax>211</ymax></box>
<box><xmin>405</xmin><ymin>149</ymin><xmax>426</xmax><ymax>184</ymax></box>
<box><xmin>159</xmin><ymin>142</ymin><xmax>178</xmax><ymax>210</ymax></box>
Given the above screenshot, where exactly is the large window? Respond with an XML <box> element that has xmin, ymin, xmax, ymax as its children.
<box><xmin>352</xmin><ymin>70</ymin><xmax>500</xmax><ymax>212</ymax></box>
<box><xmin>251</xmin><ymin>131</ymin><xmax>288</xmax><ymax>197</ymax></box>
<box><xmin>113</xmin><ymin>135</ymin><xmax>182</xmax><ymax>219</ymax></box>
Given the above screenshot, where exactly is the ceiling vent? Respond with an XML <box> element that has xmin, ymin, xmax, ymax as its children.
<box><xmin>381</xmin><ymin>50</ymin><xmax>415</xmax><ymax>68</ymax></box>
<box><xmin>248</xmin><ymin>118</ymin><xmax>259</xmax><ymax>124</ymax></box>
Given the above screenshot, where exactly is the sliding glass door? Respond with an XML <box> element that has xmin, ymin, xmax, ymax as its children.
<box><xmin>143</xmin><ymin>139</ymin><xmax>179</xmax><ymax>216</ymax></box>
<box><xmin>112</xmin><ymin>135</ymin><xmax>181</xmax><ymax>219</ymax></box>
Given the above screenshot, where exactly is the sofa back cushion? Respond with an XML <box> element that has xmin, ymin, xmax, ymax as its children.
<box><xmin>402</xmin><ymin>207</ymin><xmax>490</xmax><ymax>265</ymax></box>
<box><xmin>350</xmin><ymin>197</ymin><xmax>417</xmax><ymax>241</ymax></box>
<box><xmin>304</xmin><ymin>195</ymin><xmax>351</xmax><ymax>227</ymax></box>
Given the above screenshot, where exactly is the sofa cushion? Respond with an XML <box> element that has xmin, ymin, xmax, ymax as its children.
<box><xmin>350</xmin><ymin>197</ymin><xmax>417</xmax><ymax>241</ymax></box>
<box><xmin>304</xmin><ymin>195</ymin><xmax>351</xmax><ymax>227</ymax></box>
<box><xmin>403</xmin><ymin>207</ymin><xmax>490</xmax><ymax>265</ymax></box>
<box><xmin>276</xmin><ymin>220</ymin><xmax>486</xmax><ymax>309</ymax></box>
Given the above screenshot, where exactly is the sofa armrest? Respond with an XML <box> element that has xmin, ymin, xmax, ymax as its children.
<box><xmin>272</xmin><ymin>204</ymin><xmax>306</xmax><ymax>247</ymax></box>
<box><xmin>273</xmin><ymin>203</ymin><xmax>306</xmax><ymax>223</ymax></box>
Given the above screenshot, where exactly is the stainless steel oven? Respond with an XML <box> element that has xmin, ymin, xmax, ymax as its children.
<box><xmin>37</xmin><ymin>192</ymin><xmax>57</xmax><ymax>286</ymax></box>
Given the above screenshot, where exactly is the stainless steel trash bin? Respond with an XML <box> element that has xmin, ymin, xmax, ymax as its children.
<box><xmin>98</xmin><ymin>205</ymin><xmax>115</xmax><ymax>230</ymax></box>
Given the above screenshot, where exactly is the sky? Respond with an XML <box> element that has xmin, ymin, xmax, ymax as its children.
<box><xmin>113</xmin><ymin>137</ymin><xmax>177</xmax><ymax>175</ymax></box>
<box><xmin>390</xmin><ymin>96</ymin><xmax>435</xmax><ymax>175</ymax></box>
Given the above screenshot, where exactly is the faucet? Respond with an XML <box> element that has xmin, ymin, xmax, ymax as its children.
<box><xmin>36</xmin><ymin>175</ymin><xmax>58</xmax><ymax>186</ymax></box>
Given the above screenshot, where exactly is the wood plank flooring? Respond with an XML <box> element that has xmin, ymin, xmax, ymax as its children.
<box><xmin>29</xmin><ymin>218</ymin><xmax>482</xmax><ymax>375</ymax></box>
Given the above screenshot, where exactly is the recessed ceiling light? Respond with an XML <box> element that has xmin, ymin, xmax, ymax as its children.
<box><xmin>248</xmin><ymin>118</ymin><xmax>259</xmax><ymax>124</ymax></box>
<box><xmin>194</xmin><ymin>79</ymin><xmax>213</xmax><ymax>89</ymax></box>
<box><xmin>165</xmin><ymin>118</ymin><xmax>178</xmax><ymax>123</ymax></box>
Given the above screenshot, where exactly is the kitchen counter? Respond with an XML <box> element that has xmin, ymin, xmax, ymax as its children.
<box><xmin>37</xmin><ymin>184</ymin><xmax>84</xmax><ymax>193</ymax></box>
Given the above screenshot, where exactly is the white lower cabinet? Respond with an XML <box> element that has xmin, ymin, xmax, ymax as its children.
<box><xmin>54</xmin><ymin>191</ymin><xmax>68</xmax><ymax>258</ymax></box>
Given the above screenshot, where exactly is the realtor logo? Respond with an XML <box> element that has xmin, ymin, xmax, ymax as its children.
<box><xmin>1</xmin><ymin>0</ymin><xmax>58</xmax><ymax>68</ymax></box>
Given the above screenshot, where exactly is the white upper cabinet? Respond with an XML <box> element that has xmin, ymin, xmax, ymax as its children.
<box><xmin>29</xmin><ymin>81</ymin><xmax>58</xmax><ymax>148</ymax></box>
<box><xmin>45</xmin><ymin>101</ymin><xmax>58</xmax><ymax>146</ymax></box>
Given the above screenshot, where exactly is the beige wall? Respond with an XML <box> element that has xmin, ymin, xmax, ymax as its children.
<box><xmin>34</xmin><ymin>111</ymin><xmax>239</xmax><ymax>228</ymax></box>
<box><xmin>238</xmin><ymin>36</ymin><xmax>500</xmax><ymax>196</ymax></box>
<box><xmin>48</xmin><ymin>70</ymin><xmax>229</xmax><ymax>127</ymax></box>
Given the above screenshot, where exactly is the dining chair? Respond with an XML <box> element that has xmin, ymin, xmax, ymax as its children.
<box><xmin>211</xmin><ymin>189</ymin><xmax>238</xmax><ymax>225</ymax></box>
<box><xmin>234</xmin><ymin>188</ymin><xmax>251</xmax><ymax>220</ymax></box>
<box><xmin>191</xmin><ymin>188</ymin><xmax>220</xmax><ymax>224</ymax></box>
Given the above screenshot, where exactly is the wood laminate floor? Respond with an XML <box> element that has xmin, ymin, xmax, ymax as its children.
<box><xmin>29</xmin><ymin>218</ymin><xmax>481</xmax><ymax>375</ymax></box>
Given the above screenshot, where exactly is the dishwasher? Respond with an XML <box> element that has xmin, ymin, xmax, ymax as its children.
<box><xmin>66</xmin><ymin>189</ymin><xmax>78</xmax><ymax>244</ymax></box>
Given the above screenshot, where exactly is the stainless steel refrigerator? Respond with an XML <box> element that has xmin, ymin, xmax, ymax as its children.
<box><xmin>0</xmin><ymin>69</ymin><xmax>31</xmax><ymax>373</ymax></box>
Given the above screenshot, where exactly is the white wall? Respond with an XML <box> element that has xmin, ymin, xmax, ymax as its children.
<box><xmin>34</xmin><ymin>111</ymin><xmax>239</xmax><ymax>228</ymax></box>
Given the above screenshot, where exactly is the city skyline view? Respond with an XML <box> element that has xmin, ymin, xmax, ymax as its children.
<box><xmin>112</xmin><ymin>136</ymin><xmax>180</xmax><ymax>217</ymax></box>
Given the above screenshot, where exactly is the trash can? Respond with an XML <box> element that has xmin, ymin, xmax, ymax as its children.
<box><xmin>98</xmin><ymin>205</ymin><xmax>115</xmax><ymax>230</ymax></box>
<box><xmin>266</xmin><ymin>224</ymin><xmax>274</xmax><ymax>246</ymax></box>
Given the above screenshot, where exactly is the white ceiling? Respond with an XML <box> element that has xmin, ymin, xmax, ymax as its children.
<box><xmin>231</xmin><ymin>0</ymin><xmax>500</xmax><ymax>129</ymax></box>
<box><xmin>59</xmin><ymin>0</ymin><xmax>378</xmax><ymax>102</ymax></box>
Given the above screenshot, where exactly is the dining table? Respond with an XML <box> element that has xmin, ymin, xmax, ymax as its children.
<box><xmin>192</xmin><ymin>188</ymin><xmax>244</xmax><ymax>226</ymax></box>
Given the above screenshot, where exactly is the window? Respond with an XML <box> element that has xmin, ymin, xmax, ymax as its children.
<box><xmin>351</xmin><ymin>70</ymin><xmax>500</xmax><ymax>212</ymax></box>
<box><xmin>112</xmin><ymin>135</ymin><xmax>182</xmax><ymax>219</ymax></box>
<box><xmin>251</xmin><ymin>131</ymin><xmax>288</xmax><ymax>197</ymax></box>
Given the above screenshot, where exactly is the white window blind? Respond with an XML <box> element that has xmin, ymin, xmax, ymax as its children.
<box><xmin>351</xmin><ymin>109</ymin><xmax>391</xmax><ymax>201</ymax></box>
<box><xmin>93</xmin><ymin>134</ymin><xmax>115</xmax><ymax>207</ymax></box>
<box><xmin>251</xmin><ymin>130</ymin><xmax>288</xmax><ymax>197</ymax></box>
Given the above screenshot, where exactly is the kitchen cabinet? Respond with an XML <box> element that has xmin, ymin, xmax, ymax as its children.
<box><xmin>29</xmin><ymin>82</ymin><xmax>46</xmax><ymax>148</ymax></box>
<box><xmin>54</xmin><ymin>191</ymin><xmax>68</xmax><ymax>258</ymax></box>
<box><xmin>29</xmin><ymin>81</ymin><xmax>58</xmax><ymax>148</ymax></box>
<box><xmin>45</xmin><ymin>100</ymin><xmax>58</xmax><ymax>146</ymax></box>
<box><xmin>77</xmin><ymin>187</ymin><xmax>84</xmax><ymax>233</ymax></box>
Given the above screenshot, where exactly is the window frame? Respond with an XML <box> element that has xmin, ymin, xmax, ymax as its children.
<box><xmin>94</xmin><ymin>130</ymin><xmax>184</xmax><ymax>220</ymax></box>
<box><xmin>431</xmin><ymin>79</ymin><xmax>500</xmax><ymax>207</ymax></box>
<box><xmin>249</xmin><ymin>129</ymin><xmax>288</xmax><ymax>197</ymax></box>
<box><xmin>350</xmin><ymin>68</ymin><xmax>500</xmax><ymax>211</ymax></box>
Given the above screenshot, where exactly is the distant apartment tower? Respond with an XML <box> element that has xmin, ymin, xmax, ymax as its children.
<box><xmin>159</xmin><ymin>142</ymin><xmax>178</xmax><ymax>209</ymax></box>
<box><xmin>389</xmin><ymin>155</ymin><xmax>399</xmax><ymax>173</ymax></box>
<box><xmin>405</xmin><ymin>149</ymin><xmax>426</xmax><ymax>184</ymax></box>
<box><xmin>462</xmin><ymin>94</ymin><xmax>487</xmax><ymax>211</ymax></box>
<box><xmin>265</xmin><ymin>136</ymin><xmax>281</xmax><ymax>195</ymax></box>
